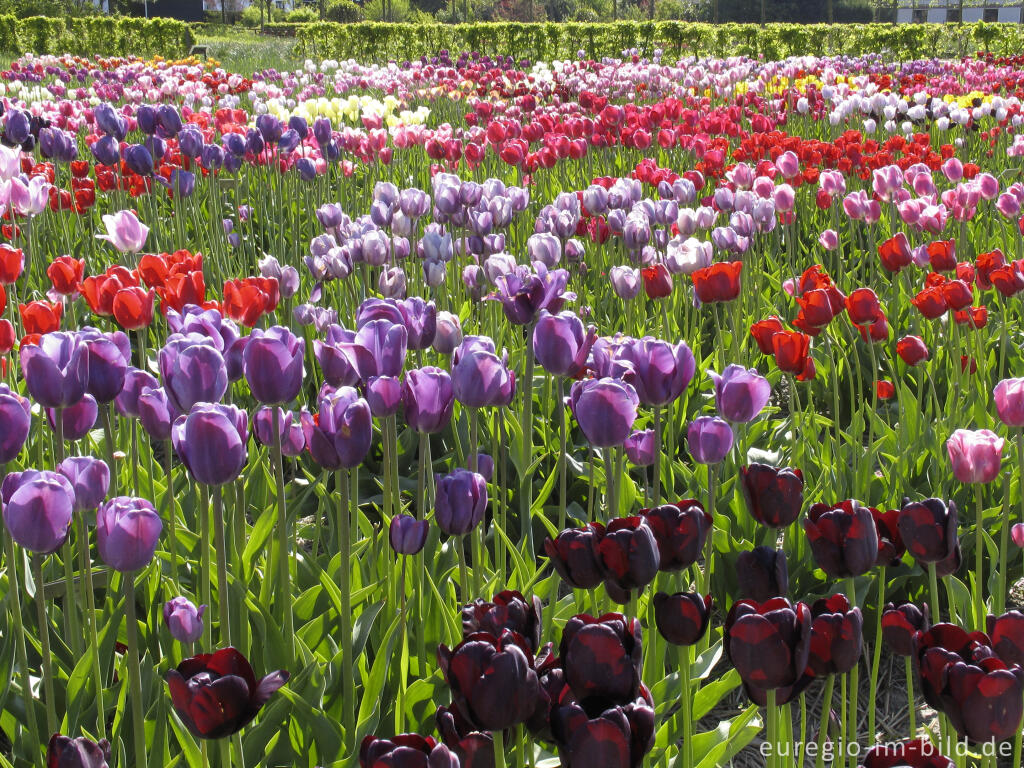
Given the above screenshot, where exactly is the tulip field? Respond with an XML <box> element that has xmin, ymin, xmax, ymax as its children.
<box><xmin>3</xmin><ymin>42</ymin><xmax>1024</xmax><ymax>768</ymax></box>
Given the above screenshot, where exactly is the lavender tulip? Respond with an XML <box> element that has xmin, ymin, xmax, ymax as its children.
<box><xmin>2</xmin><ymin>470</ymin><xmax>75</xmax><ymax>553</ymax></box>
<box><xmin>620</xmin><ymin>337</ymin><xmax>695</xmax><ymax>407</ymax></box>
<box><xmin>97</xmin><ymin>210</ymin><xmax>149</xmax><ymax>253</ymax></box>
<box><xmin>389</xmin><ymin>514</ymin><xmax>429</xmax><ymax>555</ymax></box>
<box><xmin>0</xmin><ymin>384</ymin><xmax>30</xmax><ymax>464</ymax></box>
<box><xmin>301</xmin><ymin>386</ymin><xmax>372</xmax><ymax>470</ymax></box>
<box><xmin>160</xmin><ymin>336</ymin><xmax>228</xmax><ymax>415</ymax></box>
<box><xmin>532</xmin><ymin>310</ymin><xmax>597</xmax><ymax>378</ymax></box>
<box><xmin>79</xmin><ymin>328</ymin><xmax>130</xmax><ymax>403</ymax></box>
<box><xmin>402</xmin><ymin>367</ymin><xmax>454</xmax><ymax>433</ymax></box>
<box><xmin>138</xmin><ymin>386</ymin><xmax>174</xmax><ymax>442</ymax></box>
<box><xmin>687</xmin><ymin>417</ymin><xmax>735</xmax><ymax>464</ymax></box>
<box><xmin>115</xmin><ymin>367</ymin><xmax>158</xmax><ymax>419</ymax></box>
<box><xmin>569</xmin><ymin>378</ymin><xmax>639</xmax><ymax>448</ymax></box>
<box><xmin>243</xmin><ymin>326</ymin><xmax>305</xmax><ymax>405</ymax></box>
<box><xmin>452</xmin><ymin>337</ymin><xmax>515</xmax><ymax>408</ymax></box>
<box><xmin>709</xmin><ymin>365</ymin><xmax>772</xmax><ymax>423</ymax></box>
<box><xmin>625</xmin><ymin>429</ymin><xmax>656</xmax><ymax>467</ymax></box>
<box><xmin>20</xmin><ymin>331</ymin><xmax>90</xmax><ymax>408</ymax></box>
<box><xmin>172</xmin><ymin>403</ymin><xmax>249</xmax><ymax>487</ymax></box>
<box><xmin>96</xmin><ymin>496</ymin><xmax>162</xmax><ymax>572</ymax></box>
<box><xmin>315</xmin><ymin>325</ymin><xmax>362</xmax><ymax>387</ymax></box>
<box><xmin>367</xmin><ymin>376</ymin><xmax>403</xmax><ymax>418</ymax></box>
<box><xmin>57</xmin><ymin>456</ymin><xmax>110</xmax><ymax>511</ymax></box>
<box><xmin>47</xmin><ymin>395</ymin><xmax>99</xmax><ymax>442</ymax></box>
<box><xmin>433</xmin><ymin>312</ymin><xmax>463</xmax><ymax>355</ymax></box>
<box><xmin>254</xmin><ymin>407</ymin><xmax>305</xmax><ymax>457</ymax></box>
<box><xmin>398</xmin><ymin>297</ymin><xmax>437</xmax><ymax>350</ymax></box>
<box><xmin>435</xmin><ymin>469</ymin><xmax>488</xmax><ymax>536</ymax></box>
<box><xmin>163</xmin><ymin>597</ymin><xmax>206</xmax><ymax>644</ymax></box>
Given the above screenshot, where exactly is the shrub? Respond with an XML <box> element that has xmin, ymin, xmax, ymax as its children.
<box><xmin>324</xmin><ymin>0</ymin><xmax>363</xmax><ymax>22</ymax></box>
<box><xmin>285</xmin><ymin>6</ymin><xmax>318</xmax><ymax>22</ymax></box>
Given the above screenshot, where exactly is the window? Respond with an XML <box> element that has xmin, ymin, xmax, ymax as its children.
<box><xmin>946</xmin><ymin>7</ymin><xmax>962</xmax><ymax>22</ymax></box>
<box><xmin>983</xmin><ymin>7</ymin><xmax>998</xmax><ymax>21</ymax></box>
<box><xmin>912</xmin><ymin>8</ymin><xmax>927</xmax><ymax>22</ymax></box>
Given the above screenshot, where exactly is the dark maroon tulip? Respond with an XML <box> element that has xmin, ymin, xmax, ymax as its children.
<box><xmin>944</xmin><ymin>655</ymin><xmax>1024</xmax><ymax>743</ymax></box>
<box><xmin>46</xmin><ymin>733</ymin><xmax>111</xmax><ymax>768</ymax></box>
<box><xmin>172</xmin><ymin>403</ymin><xmax>248</xmax><ymax>487</ymax></box>
<box><xmin>526</xmin><ymin>643</ymin><xmax>564</xmax><ymax>739</ymax></box>
<box><xmin>596</xmin><ymin>517</ymin><xmax>659</xmax><ymax>597</ymax></box>
<box><xmin>740</xmin><ymin>463</ymin><xmax>803</xmax><ymax>528</ymax></box>
<box><xmin>987</xmin><ymin>610</ymin><xmax>1024</xmax><ymax>667</ymax></box>
<box><xmin>0</xmin><ymin>383</ymin><xmax>30</xmax><ymax>464</ymax></box>
<box><xmin>881</xmin><ymin>602</ymin><xmax>930</xmax><ymax>656</ymax></box>
<box><xmin>20</xmin><ymin>331</ymin><xmax>89</xmax><ymax>408</ymax></box>
<box><xmin>301</xmin><ymin>385</ymin><xmax>372</xmax><ymax>470</ymax></box>
<box><xmin>2</xmin><ymin>470</ymin><xmax>75</xmax><ymax>554</ymax></box>
<box><xmin>58</xmin><ymin>456</ymin><xmax>110</xmax><ymax>511</ymax></box>
<box><xmin>359</xmin><ymin>733</ymin><xmax>459</xmax><ymax>768</ymax></box>
<box><xmin>653</xmin><ymin>592</ymin><xmax>712</xmax><ymax>646</ymax></box>
<box><xmin>389</xmin><ymin>514</ymin><xmax>428</xmax><ymax>555</ymax></box>
<box><xmin>803</xmin><ymin>500</ymin><xmax>879</xmax><ymax>578</ymax></box>
<box><xmin>550</xmin><ymin>691</ymin><xmax>654</xmax><ymax>768</ymax></box>
<box><xmin>402</xmin><ymin>367</ymin><xmax>454</xmax><ymax>434</ymax></box>
<box><xmin>932</xmin><ymin>542</ymin><xmax>963</xmax><ymax>578</ymax></box>
<box><xmin>115</xmin><ymin>367</ymin><xmax>158</xmax><ymax>419</ymax></box>
<box><xmin>913</xmin><ymin>623</ymin><xmax>992</xmax><ymax>713</ymax></box>
<box><xmin>545</xmin><ymin>523</ymin><xmax>606</xmax><ymax>589</ymax></box>
<box><xmin>639</xmin><ymin>500</ymin><xmax>711</xmax><ymax>572</ymax></box>
<box><xmin>160</xmin><ymin>335</ymin><xmax>228</xmax><ymax>415</ymax></box>
<box><xmin>96</xmin><ymin>496</ymin><xmax>162</xmax><ymax>572</ymax></box>
<box><xmin>569</xmin><ymin>377</ymin><xmax>639</xmax><ymax>448</ymax></box>
<box><xmin>898</xmin><ymin>498</ymin><xmax>959</xmax><ymax>564</ymax></box>
<box><xmin>860</xmin><ymin>739</ymin><xmax>954</xmax><ymax>768</ymax></box>
<box><xmin>435</xmin><ymin>705</ymin><xmax>494</xmax><ymax>768</ymax></box>
<box><xmin>463</xmin><ymin>590</ymin><xmax>543</xmax><ymax>653</ymax></box>
<box><xmin>806</xmin><ymin>594</ymin><xmax>863</xmax><ymax>676</ymax></box>
<box><xmin>166</xmin><ymin>647</ymin><xmax>288</xmax><ymax>739</ymax></box>
<box><xmin>138</xmin><ymin>386</ymin><xmax>174</xmax><ymax>442</ymax></box>
<box><xmin>79</xmin><ymin>328</ymin><xmax>129</xmax><ymax>404</ymax></box>
<box><xmin>725</xmin><ymin>597</ymin><xmax>812</xmax><ymax>690</ymax></box>
<box><xmin>560</xmin><ymin>613</ymin><xmax>643</xmax><ymax>709</ymax></box>
<box><xmin>872</xmin><ymin>507</ymin><xmax>905</xmax><ymax>567</ymax></box>
<box><xmin>47</xmin><ymin>395</ymin><xmax>98</xmax><ymax>442</ymax></box>
<box><xmin>743</xmin><ymin>673</ymin><xmax>813</xmax><ymax>707</ymax></box>
<box><xmin>435</xmin><ymin>469</ymin><xmax>487</xmax><ymax>536</ymax></box>
<box><xmin>243</xmin><ymin>326</ymin><xmax>305</xmax><ymax>405</ymax></box>
<box><xmin>437</xmin><ymin>629</ymin><xmax>540</xmax><ymax>731</ymax></box>
<box><xmin>736</xmin><ymin>546</ymin><xmax>788</xmax><ymax>602</ymax></box>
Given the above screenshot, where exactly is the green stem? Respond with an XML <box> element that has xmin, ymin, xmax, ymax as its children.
<box><xmin>521</xmin><ymin>323</ymin><xmax>536</xmax><ymax>557</ymax></box>
<box><xmin>3</xmin><ymin>528</ymin><xmax>42</xmax><ymax>759</ymax></box>
<box><xmin>606</xmin><ymin>446</ymin><xmax>618</xmax><ymax>519</ymax></box>
<box><xmin>653</xmin><ymin>406</ymin><xmax>662</xmax><ymax>507</ymax></box>
<box><xmin>124</xmin><ymin>573</ymin><xmax>148</xmax><ymax>768</ymax></box>
<box><xmin>766</xmin><ymin>688</ymin><xmax>777</xmax><ymax>768</ymax></box>
<box><xmin>213</xmin><ymin>489</ymin><xmax>230</xmax><ymax>646</ymax></box>
<box><xmin>201</xmin><ymin>484</ymin><xmax>212</xmax><ymax>649</ymax></box>
<box><xmin>33</xmin><ymin>557</ymin><xmax>57</xmax><ymax>737</ymax></box>
<box><xmin>272</xmin><ymin>407</ymin><xmax>295</xmax><ymax>659</ymax></box>
<box><xmin>416</xmin><ymin>435</ymin><xmax>427</xmax><ymax>674</ymax></box>
<box><xmin>163</xmin><ymin>441</ymin><xmax>178</xmax><ymax>593</ymax></box>
<box><xmin>928</xmin><ymin>561</ymin><xmax>942</xmax><ymax>625</ymax></box>
<box><xmin>53</xmin><ymin>408</ymin><xmax>83</xmax><ymax>658</ymax></box>
<box><xmin>396</xmin><ymin>556</ymin><xmax>407</xmax><ymax>734</ymax></box>
<box><xmin>905</xmin><ymin>656</ymin><xmax>916</xmax><ymax>737</ymax></box>
<box><xmin>867</xmin><ymin>566</ymin><xmax>885</xmax><ymax>743</ymax></box>
<box><xmin>78</xmin><ymin>517</ymin><xmax>106</xmax><ymax>739</ymax></box>
<box><xmin>494</xmin><ymin>728</ymin><xmax>506</xmax><ymax>768</ymax></box>
<box><xmin>337</xmin><ymin>468</ymin><xmax>354</xmax><ymax>748</ymax></box>
<box><xmin>996</xmin><ymin>468</ymin><xmax>1011</xmax><ymax>617</ymax></box>
<box><xmin>974</xmin><ymin>484</ymin><xmax>985</xmax><ymax>631</ymax></box>
<box><xmin>845</xmin><ymin>577</ymin><xmax>859</xmax><ymax>768</ymax></box>
<box><xmin>218</xmin><ymin>737</ymin><xmax>230</xmax><ymax>768</ymax></box>
<box><xmin>671</xmin><ymin>645</ymin><xmax>693</xmax><ymax>768</ymax></box>
<box><xmin>557</xmin><ymin>377</ymin><xmax>567</xmax><ymax>533</ymax></box>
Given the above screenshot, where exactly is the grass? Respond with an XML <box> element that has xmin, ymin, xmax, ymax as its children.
<box><xmin>197</xmin><ymin>26</ymin><xmax>303</xmax><ymax>71</ymax></box>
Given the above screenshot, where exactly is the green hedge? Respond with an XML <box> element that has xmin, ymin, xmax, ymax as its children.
<box><xmin>294</xmin><ymin>20</ymin><xmax>1024</xmax><ymax>62</ymax></box>
<box><xmin>0</xmin><ymin>15</ymin><xmax>194</xmax><ymax>58</ymax></box>
<box><xmin>262</xmin><ymin>22</ymin><xmax>305</xmax><ymax>37</ymax></box>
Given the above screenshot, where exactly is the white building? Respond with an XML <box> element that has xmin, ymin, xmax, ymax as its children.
<box><xmin>895</xmin><ymin>0</ymin><xmax>1023</xmax><ymax>23</ymax></box>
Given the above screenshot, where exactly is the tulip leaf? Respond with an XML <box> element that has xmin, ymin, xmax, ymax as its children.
<box><xmin>242</xmin><ymin>503</ymin><xmax>277</xmax><ymax>580</ymax></box>
<box><xmin>352</xmin><ymin>599</ymin><xmax>386</xmax><ymax>659</ymax></box>
<box><xmin>692</xmin><ymin>639</ymin><xmax>724</xmax><ymax>680</ymax></box>
<box><xmin>404</xmin><ymin>671</ymin><xmax>444</xmax><ymax>726</ymax></box>
<box><xmin>692</xmin><ymin>668</ymin><xmax>742</xmax><ymax>721</ymax></box>
<box><xmin>356</xmin><ymin>611</ymin><xmax>402</xmax><ymax>736</ymax></box>
<box><xmin>692</xmin><ymin>702</ymin><xmax>762</xmax><ymax>768</ymax></box>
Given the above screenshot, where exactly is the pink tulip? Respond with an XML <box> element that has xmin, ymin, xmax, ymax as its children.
<box><xmin>818</xmin><ymin>229</ymin><xmax>838</xmax><ymax>251</ymax></box>
<box><xmin>994</xmin><ymin>378</ymin><xmax>1024</xmax><ymax>427</ymax></box>
<box><xmin>1012</xmin><ymin>523</ymin><xmax>1024</xmax><ymax>548</ymax></box>
<box><xmin>97</xmin><ymin>210</ymin><xmax>149</xmax><ymax>254</ymax></box>
<box><xmin>947</xmin><ymin>428</ymin><xmax>1004</xmax><ymax>484</ymax></box>
<box><xmin>10</xmin><ymin>175</ymin><xmax>50</xmax><ymax>217</ymax></box>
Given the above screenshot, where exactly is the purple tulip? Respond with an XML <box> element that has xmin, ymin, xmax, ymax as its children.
<box><xmin>402</xmin><ymin>367</ymin><xmax>454</xmax><ymax>433</ymax></box>
<box><xmin>398</xmin><ymin>297</ymin><xmax>437</xmax><ymax>350</ymax></box>
<box><xmin>609</xmin><ymin>266</ymin><xmax>641</xmax><ymax>300</ymax></box>
<box><xmin>367</xmin><ymin>376</ymin><xmax>403</xmax><ymax>417</ymax></box>
<box><xmin>172</xmin><ymin>403</ymin><xmax>249</xmax><ymax>487</ymax></box>
<box><xmin>491</xmin><ymin>264</ymin><xmax>574</xmax><ymax>325</ymax></box>
<box><xmin>57</xmin><ymin>456</ymin><xmax>110</xmax><ymax>511</ymax></box>
<box><xmin>619</xmin><ymin>337</ymin><xmax>695</xmax><ymax>406</ymax></box>
<box><xmin>115</xmin><ymin>367</ymin><xmax>158</xmax><ymax>419</ymax></box>
<box><xmin>160</xmin><ymin>336</ymin><xmax>228</xmax><ymax>415</ymax></box>
<box><xmin>301</xmin><ymin>386</ymin><xmax>372</xmax><ymax>470</ymax></box>
<box><xmin>315</xmin><ymin>325</ymin><xmax>362</xmax><ymax>388</ymax></box>
<box><xmin>163</xmin><ymin>597</ymin><xmax>206</xmax><ymax>644</ymax></box>
<box><xmin>687</xmin><ymin>416</ymin><xmax>734</xmax><ymax>464</ymax></box>
<box><xmin>569</xmin><ymin>377</ymin><xmax>639</xmax><ymax>448</ymax></box>
<box><xmin>20</xmin><ymin>331</ymin><xmax>90</xmax><ymax>408</ymax></box>
<box><xmin>350</xmin><ymin>319</ymin><xmax>407</xmax><ymax>381</ymax></box>
<box><xmin>947</xmin><ymin>429</ymin><xmax>1004</xmax><ymax>484</ymax></box>
<box><xmin>624</xmin><ymin>429</ymin><xmax>655</xmax><ymax>466</ymax></box>
<box><xmin>254</xmin><ymin>407</ymin><xmax>305</xmax><ymax>457</ymax></box>
<box><xmin>435</xmin><ymin>469</ymin><xmax>488</xmax><ymax>536</ymax></box>
<box><xmin>96</xmin><ymin>496</ymin><xmax>162</xmax><ymax>572</ymax></box>
<box><xmin>532</xmin><ymin>310</ymin><xmax>597</xmax><ymax>378</ymax></box>
<box><xmin>994</xmin><ymin>378</ymin><xmax>1024</xmax><ymax>427</ymax></box>
<box><xmin>0</xmin><ymin>384</ymin><xmax>31</xmax><ymax>464</ymax></box>
<box><xmin>389</xmin><ymin>514</ymin><xmax>429</xmax><ymax>555</ymax></box>
<box><xmin>709</xmin><ymin>365</ymin><xmax>772</xmax><ymax>423</ymax></box>
<box><xmin>433</xmin><ymin>312</ymin><xmax>463</xmax><ymax>355</ymax></box>
<box><xmin>452</xmin><ymin>337</ymin><xmax>515</xmax><ymax>408</ymax></box>
<box><xmin>1</xmin><ymin>470</ymin><xmax>75</xmax><ymax>554</ymax></box>
<box><xmin>243</xmin><ymin>326</ymin><xmax>305</xmax><ymax>405</ymax></box>
<box><xmin>166</xmin><ymin>306</ymin><xmax>244</xmax><ymax>382</ymax></box>
<box><xmin>78</xmin><ymin>328</ymin><xmax>129</xmax><ymax>404</ymax></box>
<box><xmin>138</xmin><ymin>386</ymin><xmax>174</xmax><ymax>442</ymax></box>
<box><xmin>47</xmin><ymin>394</ymin><xmax>98</xmax><ymax>442</ymax></box>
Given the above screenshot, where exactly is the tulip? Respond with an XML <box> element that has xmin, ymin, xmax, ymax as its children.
<box><xmin>898</xmin><ymin>498</ymin><xmax>959</xmax><ymax>565</ymax></box>
<box><xmin>804</xmin><ymin>500</ymin><xmax>879</xmax><ymax>578</ymax></box>
<box><xmin>47</xmin><ymin>395</ymin><xmax>98</xmax><ymax>442</ymax></box>
<box><xmin>138</xmin><ymin>386</ymin><xmax>174</xmax><ymax>442</ymax></box>
<box><xmin>569</xmin><ymin>377</ymin><xmax>639</xmax><ymax>448</ymax></box>
<box><xmin>872</xmin><ymin>507</ymin><xmax>905</xmax><ymax>567</ymax></box>
<box><xmin>595</xmin><ymin>516</ymin><xmax>659</xmax><ymax>598</ymax></box>
<box><xmin>438</xmin><ymin>630</ymin><xmax>540</xmax><ymax>731</ymax></box>
<box><xmin>20</xmin><ymin>299</ymin><xmax>63</xmax><ymax>335</ymax></box>
<box><xmin>388</xmin><ymin>514</ymin><xmax>428</xmax><ymax>555</ymax></box>
<box><xmin>358</xmin><ymin>734</ymin><xmax>460</xmax><ymax>768</ymax></box>
<box><xmin>987</xmin><ymin>610</ymin><xmax>1024</xmax><ymax>667</ymax></box>
<box><xmin>20</xmin><ymin>331</ymin><xmax>89</xmax><ymax>409</ymax></box>
<box><xmin>544</xmin><ymin>523</ymin><xmax>606</xmax><ymax>589</ymax></box>
<box><xmin>115</xmin><ymin>368</ymin><xmax>158</xmax><ymax>420</ymax></box>
<box><xmin>609</xmin><ymin>265</ymin><xmax>641</xmax><ymax>299</ymax></box>
<box><xmin>302</xmin><ymin>386</ymin><xmax>372</xmax><ymax>470</ymax></box>
<box><xmin>724</xmin><ymin>597</ymin><xmax>812</xmax><ymax>690</ymax></box>
<box><xmin>253</xmin><ymin>407</ymin><xmax>305</xmax><ymax>457</ymax></box>
<box><xmin>2</xmin><ymin>470</ymin><xmax>75</xmax><ymax>554</ymax></box>
<box><xmin>462</xmin><ymin>590</ymin><xmax>543</xmax><ymax>653</ymax></box>
<box><xmin>433</xmin><ymin>311</ymin><xmax>463</xmax><ymax>355</ymax></box>
<box><xmin>947</xmin><ymin>428</ymin><xmax>1004</xmax><ymax>484</ymax></box>
<box><xmin>736</xmin><ymin>546</ymin><xmax>788</xmax><ymax>602</ymax></box>
<box><xmin>560</xmin><ymin>613</ymin><xmax>642</xmax><ymax>709</ymax></box>
<box><xmin>366</xmin><ymin>376</ymin><xmax>402</xmax><ymax>418</ymax></box>
<box><xmin>550</xmin><ymin>693</ymin><xmax>654</xmax><ymax>768</ymax></box>
<box><xmin>45</xmin><ymin>734</ymin><xmax>112</xmax><ymax>768</ymax></box>
<box><xmin>172</xmin><ymin>403</ymin><xmax>248</xmax><ymax>487</ymax></box>
<box><xmin>994</xmin><ymin>378</ymin><xmax>1024</xmax><ymax>427</ymax></box>
<box><xmin>97</xmin><ymin>210</ymin><xmax>149</xmax><ymax>253</ymax></box>
<box><xmin>166</xmin><ymin>647</ymin><xmax>288</xmax><ymax>739</ymax></box>
<box><xmin>79</xmin><ymin>328</ymin><xmax>129</xmax><ymax>404</ymax></box>
<box><xmin>740</xmin><ymin>464</ymin><xmax>803</xmax><ymax>528</ymax></box>
<box><xmin>806</xmin><ymin>594</ymin><xmax>862</xmax><ymax>676</ymax></box>
<box><xmin>691</xmin><ymin>261</ymin><xmax>742</xmax><ymax>303</ymax></box>
<box><xmin>96</xmin><ymin>496</ymin><xmax>162</xmax><ymax>572</ymax></box>
<box><xmin>881</xmin><ymin>602</ymin><xmax>930</xmax><ymax>656</ymax></box>
<box><xmin>452</xmin><ymin>337</ymin><xmax>515</xmax><ymax>408</ymax></box>
<box><xmin>243</xmin><ymin>326</ymin><xmax>304</xmax><ymax>405</ymax></box>
<box><xmin>532</xmin><ymin>310</ymin><xmax>596</xmax><ymax>378</ymax></box>
<box><xmin>897</xmin><ymin>335</ymin><xmax>929</xmax><ymax>366</ymax></box>
<box><xmin>860</xmin><ymin>739</ymin><xmax>953</xmax><ymax>768</ymax></box>
<box><xmin>160</xmin><ymin>336</ymin><xmax>228</xmax><ymax>415</ymax></box>
<box><xmin>398</xmin><ymin>297</ymin><xmax>437</xmax><ymax>350</ymax></box>
<box><xmin>163</xmin><ymin>597</ymin><xmax>206</xmax><ymax>644</ymax></box>
<box><xmin>112</xmin><ymin>287</ymin><xmax>156</xmax><ymax>331</ymax></box>
<box><xmin>709</xmin><ymin>365</ymin><xmax>771</xmax><ymax>422</ymax></box>
<box><xmin>640</xmin><ymin>500</ymin><xmax>712</xmax><ymax>572</ymax></box>
<box><xmin>653</xmin><ymin>592</ymin><xmax>712</xmax><ymax>646</ymax></box>
<box><xmin>618</xmin><ymin>337</ymin><xmax>695</xmax><ymax>407</ymax></box>
<box><xmin>623</xmin><ymin>429</ymin><xmax>655</xmax><ymax>466</ymax></box>
<box><xmin>435</xmin><ymin>705</ymin><xmax>495</xmax><ymax>768</ymax></box>
<box><xmin>435</xmin><ymin>469</ymin><xmax>487</xmax><ymax>536</ymax></box>
<box><xmin>402</xmin><ymin>367</ymin><xmax>454</xmax><ymax>434</ymax></box>
<box><xmin>687</xmin><ymin>416</ymin><xmax>733</xmax><ymax>464</ymax></box>
<box><xmin>57</xmin><ymin>456</ymin><xmax>109</xmax><ymax>511</ymax></box>
<box><xmin>0</xmin><ymin>383</ymin><xmax>31</xmax><ymax>464</ymax></box>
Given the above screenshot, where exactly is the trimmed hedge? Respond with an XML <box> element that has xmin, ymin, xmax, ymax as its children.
<box><xmin>0</xmin><ymin>15</ymin><xmax>195</xmax><ymax>58</ymax></box>
<box><xmin>293</xmin><ymin>20</ymin><xmax>1024</xmax><ymax>63</ymax></box>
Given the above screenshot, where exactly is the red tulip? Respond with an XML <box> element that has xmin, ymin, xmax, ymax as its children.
<box><xmin>927</xmin><ymin>240</ymin><xmax>957</xmax><ymax>272</ymax></box>
<box><xmin>19</xmin><ymin>300</ymin><xmax>62</xmax><ymax>335</ymax></box>
<box><xmin>0</xmin><ymin>244</ymin><xmax>23</xmax><ymax>284</ymax></box>
<box><xmin>113</xmin><ymin>287</ymin><xmax>156</xmax><ymax>331</ymax></box>
<box><xmin>878</xmin><ymin>233</ymin><xmax>912</xmax><ymax>273</ymax></box>
<box><xmin>876</xmin><ymin>380</ymin><xmax>895</xmax><ymax>400</ymax></box>
<box><xmin>641</xmin><ymin>263</ymin><xmax>672</xmax><ymax>299</ymax></box>
<box><xmin>896</xmin><ymin>335</ymin><xmax>929</xmax><ymax>366</ymax></box>
<box><xmin>82</xmin><ymin>266</ymin><xmax>139</xmax><ymax>317</ymax></box>
<box><xmin>772</xmin><ymin>330</ymin><xmax>810</xmax><ymax>374</ymax></box>
<box><xmin>912</xmin><ymin>286</ymin><xmax>948</xmax><ymax>319</ymax></box>
<box><xmin>158</xmin><ymin>271</ymin><xmax>206</xmax><ymax>314</ymax></box>
<box><xmin>0</xmin><ymin>318</ymin><xmax>14</xmax><ymax>354</ymax></box>
<box><xmin>692</xmin><ymin>261</ymin><xmax>742</xmax><ymax>303</ymax></box>
<box><xmin>750</xmin><ymin>316</ymin><xmax>784</xmax><ymax>354</ymax></box>
<box><xmin>845</xmin><ymin>288</ymin><xmax>882</xmax><ymax>325</ymax></box>
<box><xmin>223</xmin><ymin>277</ymin><xmax>279</xmax><ymax>327</ymax></box>
<box><xmin>46</xmin><ymin>256</ymin><xmax>85</xmax><ymax>296</ymax></box>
